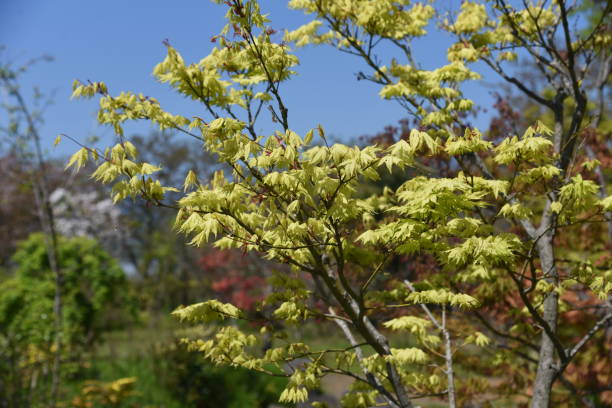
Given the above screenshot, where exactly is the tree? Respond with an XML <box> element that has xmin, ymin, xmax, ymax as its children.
<box><xmin>1</xmin><ymin>53</ymin><xmax>66</xmax><ymax>407</ymax></box>
<box><xmin>0</xmin><ymin>233</ymin><xmax>130</xmax><ymax>408</ymax></box>
<box><xmin>0</xmin><ymin>153</ymin><xmax>58</xmax><ymax>266</ymax></box>
<box><xmin>199</xmin><ymin>248</ymin><xmax>268</xmax><ymax>311</ymax></box>
<box><xmin>66</xmin><ymin>1</ymin><xmax>611</xmax><ymax>407</ymax></box>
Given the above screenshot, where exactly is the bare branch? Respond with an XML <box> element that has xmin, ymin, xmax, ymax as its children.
<box><xmin>403</xmin><ymin>280</ymin><xmax>456</xmax><ymax>407</ymax></box>
<box><xmin>564</xmin><ymin>313</ymin><xmax>612</xmax><ymax>364</ymax></box>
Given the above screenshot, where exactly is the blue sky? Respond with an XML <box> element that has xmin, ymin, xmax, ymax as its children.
<box><xmin>1</xmin><ymin>0</ymin><xmax>498</xmax><ymax>158</ymax></box>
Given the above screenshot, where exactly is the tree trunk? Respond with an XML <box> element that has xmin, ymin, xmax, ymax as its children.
<box><xmin>531</xmin><ymin>233</ymin><xmax>559</xmax><ymax>408</ymax></box>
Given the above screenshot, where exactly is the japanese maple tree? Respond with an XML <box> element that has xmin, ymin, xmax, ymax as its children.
<box><xmin>66</xmin><ymin>1</ymin><xmax>611</xmax><ymax>407</ymax></box>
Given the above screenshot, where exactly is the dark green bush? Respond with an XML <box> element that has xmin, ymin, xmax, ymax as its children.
<box><xmin>0</xmin><ymin>233</ymin><xmax>133</xmax><ymax>407</ymax></box>
<box><xmin>153</xmin><ymin>340</ymin><xmax>288</xmax><ymax>408</ymax></box>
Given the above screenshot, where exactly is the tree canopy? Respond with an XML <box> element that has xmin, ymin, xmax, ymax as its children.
<box><xmin>65</xmin><ymin>1</ymin><xmax>611</xmax><ymax>407</ymax></box>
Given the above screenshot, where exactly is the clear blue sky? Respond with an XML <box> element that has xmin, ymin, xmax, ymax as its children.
<box><xmin>1</xmin><ymin>0</ymin><xmax>497</xmax><ymax>158</ymax></box>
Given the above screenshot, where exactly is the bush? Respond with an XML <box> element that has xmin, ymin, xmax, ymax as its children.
<box><xmin>154</xmin><ymin>340</ymin><xmax>288</xmax><ymax>408</ymax></box>
<box><xmin>0</xmin><ymin>233</ymin><xmax>132</xmax><ymax>407</ymax></box>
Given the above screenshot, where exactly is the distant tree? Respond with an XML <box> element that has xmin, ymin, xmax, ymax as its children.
<box><xmin>0</xmin><ymin>233</ymin><xmax>131</xmax><ymax>408</ymax></box>
<box><xmin>49</xmin><ymin>187</ymin><xmax>122</xmax><ymax>245</ymax></box>
<box><xmin>1</xmin><ymin>52</ymin><xmax>66</xmax><ymax>406</ymax></box>
<box><xmin>67</xmin><ymin>1</ymin><xmax>611</xmax><ymax>407</ymax></box>
<box><xmin>0</xmin><ymin>153</ymin><xmax>51</xmax><ymax>265</ymax></box>
<box><xmin>199</xmin><ymin>248</ymin><xmax>267</xmax><ymax>311</ymax></box>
